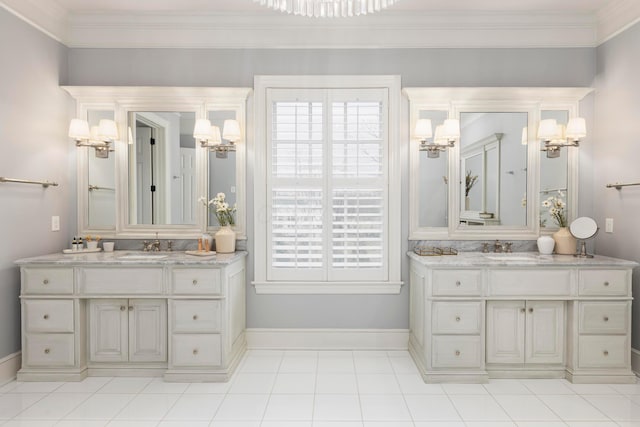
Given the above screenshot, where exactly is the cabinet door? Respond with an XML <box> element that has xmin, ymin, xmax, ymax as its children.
<box><xmin>89</xmin><ymin>299</ymin><xmax>128</xmax><ymax>362</ymax></box>
<box><xmin>525</xmin><ymin>301</ymin><xmax>564</xmax><ymax>364</ymax></box>
<box><xmin>129</xmin><ymin>299</ymin><xmax>167</xmax><ymax>362</ymax></box>
<box><xmin>486</xmin><ymin>301</ymin><xmax>525</xmax><ymax>364</ymax></box>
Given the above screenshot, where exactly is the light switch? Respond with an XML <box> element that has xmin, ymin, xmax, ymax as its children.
<box><xmin>605</xmin><ymin>218</ymin><xmax>613</xmax><ymax>233</ymax></box>
<box><xmin>51</xmin><ymin>216</ymin><xmax>60</xmax><ymax>232</ymax></box>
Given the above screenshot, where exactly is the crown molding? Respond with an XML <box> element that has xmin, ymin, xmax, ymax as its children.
<box><xmin>597</xmin><ymin>0</ymin><xmax>640</xmax><ymax>45</ymax></box>
<box><xmin>0</xmin><ymin>0</ymin><xmax>67</xmax><ymax>43</ymax></box>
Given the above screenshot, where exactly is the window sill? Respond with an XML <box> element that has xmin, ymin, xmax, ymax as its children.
<box><xmin>252</xmin><ymin>281</ymin><xmax>403</xmax><ymax>295</ymax></box>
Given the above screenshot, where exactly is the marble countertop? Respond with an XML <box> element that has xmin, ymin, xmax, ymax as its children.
<box><xmin>407</xmin><ymin>251</ymin><xmax>638</xmax><ymax>267</ymax></box>
<box><xmin>16</xmin><ymin>250</ymin><xmax>247</xmax><ymax>266</ymax></box>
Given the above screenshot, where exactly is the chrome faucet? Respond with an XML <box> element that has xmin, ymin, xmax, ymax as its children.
<box><xmin>152</xmin><ymin>233</ymin><xmax>161</xmax><ymax>251</ymax></box>
<box><xmin>503</xmin><ymin>242</ymin><xmax>513</xmax><ymax>253</ymax></box>
<box><xmin>494</xmin><ymin>240</ymin><xmax>503</xmax><ymax>253</ymax></box>
<box><xmin>481</xmin><ymin>242</ymin><xmax>490</xmax><ymax>253</ymax></box>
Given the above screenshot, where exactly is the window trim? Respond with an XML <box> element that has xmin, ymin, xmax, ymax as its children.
<box><xmin>253</xmin><ymin>75</ymin><xmax>402</xmax><ymax>295</ymax></box>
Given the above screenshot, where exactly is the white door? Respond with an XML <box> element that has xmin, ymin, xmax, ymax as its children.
<box><xmin>525</xmin><ymin>300</ymin><xmax>565</xmax><ymax>364</ymax></box>
<box><xmin>128</xmin><ymin>299</ymin><xmax>167</xmax><ymax>362</ymax></box>
<box><xmin>178</xmin><ymin>147</ymin><xmax>196</xmax><ymax>224</ymax></box>
<box><xmin>89</xmin><ymin>299</ymin><xmax>128</xmax><ymax>362</ymax></box>
<box><xmin>486</xmin><ymin>300</ymin><xmax>525</xmax><ymax>364</ymax></box>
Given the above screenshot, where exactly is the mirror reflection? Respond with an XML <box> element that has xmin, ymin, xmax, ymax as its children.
<box><xmin>459</xmin><ymin>112</ymin><xmax>528</xmax><ymax>227</ymax></box>
<box><xmin>128</xmin><ymin>111</ymin><xmax>197</xmax><ymax>225</ymax></box>
<box><xmin>207</xmin><ymin>111</ymin><xmax>237</xmax><ymax>228</ymax></box>
<box><xmin>87</xmin><ymin>110</ymin><xmax>116</xmax><ymax>229</ymax></box>
<box><xmin>418</xmin><ymin>110</ymin><xmax>449</xmax><ymax>228</ymax></box>
<box><xmin>540</xmin><ymin>110</ymin><xmax>569</xmax><ymax>229</ymax></box>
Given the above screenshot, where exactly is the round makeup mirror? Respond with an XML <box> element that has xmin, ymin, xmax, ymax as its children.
<box><xmin>569</xmin><ymin>217</ymin><xmax>598</xmax><ymax>258</ymax></box>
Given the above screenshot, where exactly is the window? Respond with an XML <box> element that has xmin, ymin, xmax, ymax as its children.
<box><xmin>254</xmin><ymin>76</ymin><xmax>402</xmax><ymax>294</ymax></box>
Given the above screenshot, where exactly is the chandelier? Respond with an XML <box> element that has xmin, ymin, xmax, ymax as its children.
<box><xmin>253</xmin><ymin>0</ymin><xmax>400</xmax><ymax>18</ymax></box>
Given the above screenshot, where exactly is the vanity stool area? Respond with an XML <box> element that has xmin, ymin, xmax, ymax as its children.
<box><xmin>15</xmin><ymin>251</ymin><xmax>247</xmax><ymax>382</ymax></box>
<box><xmin>408</xmin><ymin>252</ymin><xmax>637</xmax><ymax>384</ymax></box>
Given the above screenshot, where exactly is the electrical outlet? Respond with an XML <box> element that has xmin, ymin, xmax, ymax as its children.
<box><xmin>605</xmin><ymin>218</ymin><xmax>614</xmax><ymax>233</ymax></box>
<box><xmin>51</xmin><ymin>216</ymin><xmax>60</xmax><ymax>232</ymax></box>
<box><xmin>230</xmin><ymin>186</ymin><xmax>236</xmax><ymax>193</ymax></box>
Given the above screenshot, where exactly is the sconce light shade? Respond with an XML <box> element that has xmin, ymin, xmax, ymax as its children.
<box><xmin>223</xmin><ymin>119</ymin><xmax>241</xmax><ymax>142</ymax></box>
<box><xmin>98</xmin><ymin>119</ymin><xmax>118</xmax><ymax>141</ymax></box>
<box><xmin>193</xmin><ymin>119</ymin><xmax>213</xmax><ymax>141</ymax></box>
<box><xmin>414</xmin><ymin>119</ymin><xmax>432</xmax><ymax>140</ymax></box>
<box><xmin>210</xmin><ymin>126</ymin><xmax>222</xmax><ymax>145</ymax></box>
<box><xmin>68</xmin><ymin>119</ymin><xmax>90</xmax><ymax>140</ymax></box>
<box><xmin>537</xmin><ymin>119</ymin><xmax>558</xmax><ymax>141</ymax></box>
<box><xmin>441</xmin><ymin>119</ymin><xmax>460</xmax><ymax>141</ymax></box>
<box><xmin>433</xmin><ymin>125</ymin><xmax>446</xmax><ymax>145</ymax></box>
<box><xmin>566</xmin><ymin>117</ymin><xmax>587</xmax><ymax>140</ymax></box>
<box><xmin>128</xmin><ymin>127</ymin><xmax>134</xmax><ymax>145</ymax></box>
<box><xmin>89</xmin><ymin>126</ymin><xmax>101</xmax><ymax>143</ymax></box>
<box><xmin>521</xmin><ymin>126</ymin><xmax>528</xmax><ymax>145</ymax></box>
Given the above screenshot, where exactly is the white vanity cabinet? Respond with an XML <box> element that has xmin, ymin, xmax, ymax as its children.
<box><xmin>17</xmin><ymin>252</ymin><xmax>247</xmax><ymax>382</ymax></box>
<box><xmin>409</xmin><ymin>252</ymin><xmax>637</xmax><ymax>383</ymax></box>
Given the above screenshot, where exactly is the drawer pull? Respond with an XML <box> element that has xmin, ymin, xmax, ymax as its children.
<box><xmin>43</xmin><ymin>314</ymin><xmax>49</xmax><ymax>320</ymax></box>
<box><xmin>128</xmin><ymin>306</ymin><xmax>134</xmax><ymax>311</ymax></box>
<box><xmin>604</xmin><ymin>316</ymin><xmax>609</xmax><ymax>322</ymax></box>
<box><xmin>43</xmin><ymin>279</ymin><xmax>49</xmax><ymax>285</ymax></box>
<box><xmin>193</xmin><ymin>349</ymin><xmax>199</xmax><ymax>355</ymax></box>
<box><xmin>455</xmin><ymin>350</ymin><xmax>460</xmax><ymax>356</ymax></box>
<box><xmin>520</xmin><ymin>308</ymin><xmax>526</xmax><ymax>313</ymax></box>
<box><xmin>529</xmin><ymin>308</ymin><xmax>534</xmax><ymax>313</ymax></box>
<box><xmin>455</xmin><ymin>316</ymin><xmax>461</xmax><ymax>322</ymax></box>
<box><xmin>192</xmin><ymin>314</ymin><xmax>198</xmax><ymax>320</ymax></box>
<box><xmin>120</xmin><ymin>306</ymin><xmax>126</xmax><ymax>311</ymax></box>
<box><xmin>604</xmin><ymin>350</ymin><xmax>609</xmax><ymax>356</ymax></box>
<box><xmin>192</xmin><ymin>279</ymin><xmax>198</xmax><ymax>285</ymax></box>
<box><xmin>604</xmin><ymin>281</ymin><xmax>610</xmax><ymax>287</ymax></box>
<box><xmin>455</xmin><ymin>280</ymin><xmax>461</xmax><ymax>287</ymax></box>
<box><xmin>44</xmin><ymin>348</ymin><xmax>50</xmax><ymax>354</ymax></box>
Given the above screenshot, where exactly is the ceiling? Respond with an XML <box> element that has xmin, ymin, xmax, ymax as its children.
<box><xmin>1</xmin><ymin>0</ymin><xmax>639</xmax><ymax>48</ymax></box>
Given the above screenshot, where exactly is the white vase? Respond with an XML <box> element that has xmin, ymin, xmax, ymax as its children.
<box><xmin>552</xmin><ymin>227</ymin><xmax>577</xmax><ymax>255</ymax></box>
<box><xmin>201</xmin><ymin>233</ymin><xmax>213</xmax><ymax>251</ymax></box>
<box><xmin>536</xmin><ymin>235</ymin><xmax>555</xmax><ymax>255</ymax></box>
<box><xmin>215</xmin><ymin>225</ymin><xmax>236</xmax><ymax>253</ymax></box>
<box><xmin>465</xmin><ymin>196</ymin><xmax>470</xmax><ymax>210</ymax></box>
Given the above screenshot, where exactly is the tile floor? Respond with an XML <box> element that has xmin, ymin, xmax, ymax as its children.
<box><xmin>1</xmin><ymin>350</ymin><xmax>640</xmax><ymax>426</ymax></box>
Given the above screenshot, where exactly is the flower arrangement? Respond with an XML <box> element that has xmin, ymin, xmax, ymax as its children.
<box><xmin>199</xmin><ymin>192</ymin><xmax>236</xmax><ymax>226</ymax></box>
<box><xmin>465</xmin><ymin>170</ymin><xmax>478</xmax><ymax>197</ymax></box>
<box><xmin>542</xmin><ymin>191</ymin><xmax>567</xmax><ymax>227</ymax></box>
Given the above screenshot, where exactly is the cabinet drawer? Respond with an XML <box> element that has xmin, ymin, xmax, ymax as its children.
<box><xmin>579</xmin><ymin>270</ymin><xmax>629</xmax><ymax>296</ymax></box>
<box><xmin>578</xmin><ymin>335</ymin><xmax>628</xmax><ymax>369</ymax></box>
<box><xmin>80</xmin><ymin>268</ymin><xmax>163</xmax><ymax>294</ymax></box>
<box><xmin>431</xmin><ymin>336</ymin><xmax>482</xmax><ymax>368</ymax></box>
<box><xmin>24</xmin><ymin>300</ymin><xmax>74</xmax><ymax>333</ymax></box>
<box><xmin>432</xmin><ymin>302</ymin><xmax>482</xmax><ymax>334</ymax></box>
<box><xmin>171</xmin><ymin>334</ymin><xmax>221</xmax><ymax>367</ymax></box>
<box><xmin>23</xmin><ymin>268</ymin><xmax>73</xmax><ymax>294</ymax></box>
<box><xmin>172</xmin><ymin>269</ymin><xmax>221</xmax><ymax>295</ymax></box>
<box><xmin>432</xmin><ymin>270</ymin><xmax>482</xmax><ymax>296</ymax></box>
<box><xmin>488</xmin><ymin>270</ymin><xmax>571</xmax><ymax>296</ymax></box>
<box><xmin>579</xmin><ymin>302</ymin><xmax>629</xmax><ymax>334</ymax></box>
<box><xmin>24</xmin><ymin>334</ymin><xmax>74</xmax><ymax>367</ymax></box>
<box><xmin>172</xmin><ymin>300</ymin><xmax>221</xmax><ymax>333</ymax></box>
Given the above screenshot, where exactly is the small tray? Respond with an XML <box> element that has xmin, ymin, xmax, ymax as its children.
<box><xmin>185</xmin><ymin>250</ymin><xmax>217</xmax><ymax>257</ymax></box>
<box><xmin>63</xmin><ymin>248</ymin><xmax>102</xmax><ymax>254</ymax></box>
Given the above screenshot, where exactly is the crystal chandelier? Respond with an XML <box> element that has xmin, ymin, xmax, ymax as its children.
<box><xmin>253</xmin><ymin>0</ymin><xmax>400</xmax><ymax>18</ymax></box>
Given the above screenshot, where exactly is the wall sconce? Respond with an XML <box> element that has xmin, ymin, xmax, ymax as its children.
<box><xmin>538</xmin><ymin>117</ymin><xmax>586</xmax><ymax>158</ymax></box>
<box><xmin>414</xmin><ymin>118</ymin><xmax>460</xmax><ymax>158</ymax></box>
<box><xmin>69</xmin><ymin>119</ymin><xmax>118</xmax><ymax>158</ymax></box>
<box><xmin>194</xmin><ymin>118</ymin><xmax>241</xmax><ymax>159</ymax></box>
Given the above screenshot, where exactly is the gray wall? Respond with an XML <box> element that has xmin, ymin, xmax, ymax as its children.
<box><xmin>66</xmin><ymin>46</ymin><xmax>597</xmax><ymax>330</ymax></box>
<box><xmin>0</xmin><ymin>9</ymin><xmax>74</xmax><ymax>359</ymax></box>
<box><xmin>594</xmin><ymin>21</ymin><xmax>640</xmax><ymax>348</ymax></box>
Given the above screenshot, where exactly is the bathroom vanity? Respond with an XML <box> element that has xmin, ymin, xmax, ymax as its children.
<box><xmin>16</xmin><ymin>251</ymin><xmax>246</xmax><ymax>382</ymax></box>
<box><xmin>408</xmin><ymin>252</ymin><xmax>637</xmax><ymax>383</ymax></box>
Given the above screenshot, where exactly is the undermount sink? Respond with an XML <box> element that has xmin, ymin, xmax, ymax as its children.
<box><xmin>484</xmin><ymin>254</ymin><xmax>537</xmax><ymax>261</ymax></box>
<box><xmin>118</xmin><ymin>253</ymin><xmax>169</xmax><ymax>260</ymax></box>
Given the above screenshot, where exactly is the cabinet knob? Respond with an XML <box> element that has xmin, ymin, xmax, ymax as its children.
<box><xmin>43</xmin><ymin>279</ymin><xmax>49</xmax><ymax>285</ymax></box>
<box><xmin>520</xmin><ymin>308</ymin><xmax>526</xmax><ymax>313</ymax></box>
<box><xmin>455</xmin><ymin>316</ymin><xmax>461</xmax><ymax>322</ymax></box>
<box><xmin>193</xmin><ymin>349</ymin><xmax>199</xmax><ymax>355</ymax></box>
<box><xmin>193</xmin><ymin>314</ymin><xmax>198</xmax><ymax>320</ymax></box>
<box><xmin>604</xmin><ymin>350</ymin><xmax>609</xmax><ymax>356</ymax></box>
<box><xmin>43</xmin><ymin>314</ymin><xmax>49</xmax><ymax>320</ymax></box>
<box><xmin>455</xmin><ymin>280</ymin><xmax>461</xmax><ymax>287</ymax></box>
<box><xmin>604</xmin><ymin>281</ymin><xmax>610</xmax><ymax>287</ymax></box>
<box><xmin>44</xmin><ymin>348</ymin><xmax>50</xmax><ymax>354</ymax></box>
<box><xmin>455</xmin><ymin>350</ymin><xmax>461</xmax><ymax>356</ymax></box>
<box><xmin>604</xmin><ymin>316</ymin><xmax>609</xmax><ymax>322</ymax></box>
<box><xmin>128</xmin><ymin>306</ymin><xmax>134</xmax><ymax>311</ymax></box>
<box><xmin>120</xmin><ymin>306</ymin><xmax>126</xmax><ymax>311</ymax></box>
<box><xmin>528</xmin><ymin>308</ymin><xmax>534</xmax><ymax>313</ymax></box>
<box><xmin>192</xmin><ymin>279</ymin><xmax>198</xmax><ymax>285</ymax></box>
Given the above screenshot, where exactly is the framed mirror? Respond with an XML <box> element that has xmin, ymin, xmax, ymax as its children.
<box><xmin>63</xmin><ymin>87</ymin><xmax>251</xmax><ymax>239</ymax></box>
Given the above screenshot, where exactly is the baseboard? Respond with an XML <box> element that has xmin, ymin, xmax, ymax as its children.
<box><xmin>0</xmin><ymin>351</ymin><xmax>21</xmax><ymax>385</ymax></box>
<box><xmin>245</xmin><ymin>328</ymin><xmax>409</xmax><ymax>350</ymax></box>
<box><xmin>632</xmin><ymin>348</ymin><xmax>640</xmax><ymax>377</ymax></box>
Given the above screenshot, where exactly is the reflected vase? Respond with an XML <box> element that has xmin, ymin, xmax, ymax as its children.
<box><xmin>536</xmin><ymin>235</ymin><xmax>555</xmax><ymax>255</ymax></box>
<box><xmin>465</xmin><ymin>196</ymin><xmax>470</xmax><ymax>210</ymax></box>
<box><xmin>215</xmin><ymin>225</ymin><xmax>236</xmax><ymax>253</ymax></box>
<box><xmin>552</xmin><ymin>227</ymin><xmax>576</xmax><ymax>255</ymax></box>
<box><xmin>201</xmin><ymin>233</ymin><xmax>213</xmax><ymax>251</ymax></box>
